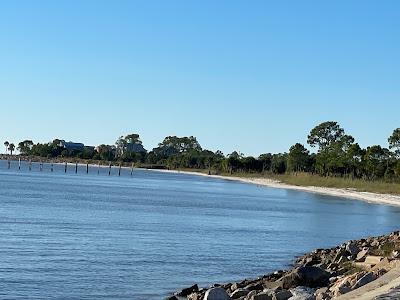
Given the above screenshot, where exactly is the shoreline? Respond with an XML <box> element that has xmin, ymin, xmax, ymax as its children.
<box><xmin>152</xmin><ymin>169</ymin><xmax>400</xmax><ymax>208</ymax></box>
<box><xmin>2</xmin><ymin>156</ymin><xmax>400</xmax><ymax>207</ymax></box>
<box><xmin>172</xmin><ymin>231</ymin><xmax>400</xmax><ymax>300</ymax></box>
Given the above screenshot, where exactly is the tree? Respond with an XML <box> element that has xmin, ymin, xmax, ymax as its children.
<box><xmin>97</xmin><ymin>144</ymin><xmax>115</xmax><ymax>161</ymax></box>
<box><xmin>153</xmin><ymin>136</ymin><xmax>202</xmax><ymax>159</ymax></box>
<box><xmin>307</xmin><ymin>121</ymin><xmax>345</xmax><ymax>151</ymax></box>
<box><xmin>18</xmin><ymin>140</ymin><xmax>34</xmax><ymax>155</ymax></box>
<box><xmin>344</xmin><ymin>143</ymin><xmax>364</xmax><ymax>178</ymax></box>
<box><xmin>259</xmin><ymin>153</ymin><xmax>272</xmax><ymax>173</ymax></box>
<box><xmin>8</xmin><ymin>143</ymin><xmax>15</xmax><ymax>155</ymax></box>
<box><xmin>271</xmin><ymin>153</ymin><xmax>287</xmax><ymax>174</ymax></box>
<box><xmin>125</xmin><ymin>134</ymin><xmax>142</xmax><ymax>144</ymax></box>
<box><xmin>4</xmin><ymin>141</ymin><xmax>9</xmax><ymax>154</ymax></box>
<box><xmin>388</xmin><ymin>128</ymin><xmax>400</xmax><ymax>157</ymax></box>
<box><xmin>287</xmin><ymin>143</ymin><xmax>310</xmax><ymax>172</ymax></box>
<box><xmin>364</xmin><ymin>145</ymin><xmax>387</xmax><ymax>179</ymax></box>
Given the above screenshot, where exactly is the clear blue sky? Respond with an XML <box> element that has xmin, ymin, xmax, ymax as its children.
<box><xmin>1</xmin><ymin>1</ymin><xmax>399</xmax><ymax>156</ymax></box>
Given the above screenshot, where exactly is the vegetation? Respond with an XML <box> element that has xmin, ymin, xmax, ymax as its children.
<box><xmin>2</xmin><ymin>121</ymin><xmax>400</xmax><ymax>192</ymax></box>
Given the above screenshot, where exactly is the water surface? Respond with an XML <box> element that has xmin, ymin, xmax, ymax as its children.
<box><xmin>0</xmin><ymin>160</ymin><xmax>399</xmax><ymax>299</ymax></box>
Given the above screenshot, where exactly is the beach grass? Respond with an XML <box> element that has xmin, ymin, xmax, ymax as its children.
<box><xmin>271</xmin><ymin>173</ymin><xmax>400</xmax><ymax>195</ymax></box>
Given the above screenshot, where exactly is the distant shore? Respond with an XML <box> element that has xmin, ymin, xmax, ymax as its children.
<box><xmin>2</xmin><ymin>155</ymin><xmax>400</xmax><ymax>208</ymax></box>
<box><xmin>152</xmin><ymin>169</ymin><xmax>400</xmax><ymax>208</ymax></box>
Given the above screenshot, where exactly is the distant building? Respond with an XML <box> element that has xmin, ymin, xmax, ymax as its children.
<box><xmin>126</xmin><ymin>143</ymin><xmax>147</xmax><ymax>153</ymax></box>
<box><xmin>59</xmin><ymin>140</ymin><xmax>87</xmax><ymax>151</ymax></box>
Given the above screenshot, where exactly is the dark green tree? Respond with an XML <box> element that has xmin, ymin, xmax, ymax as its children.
<box><xmin>307</xmin><ymin>121</ymin><xmax>345</xmax><ymax>151</ymax></box>
<box><xmin>388</xmin><ymin>128</ymin><xmax>400</xmax><ymax>158</ymax></box>
<box><xmin>17</xmin><ymin>140</ymin><xmax>34</xmax><ymax>155</ymax></box>
<box><xmin>287</xmin><ymin>143</ymin><xmax>310</xmax><ymax>172</ymax></box>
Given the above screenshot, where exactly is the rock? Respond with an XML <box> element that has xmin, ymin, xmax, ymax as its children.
<box><xmin>278</xmin><ymin>267</ymin><xmax>331</xmax><ymax>289</ymax></box>
<box><xmin>244</xmin><ymin>282</ymin><xmax>264</xmax><ymax>291</ymax></box>
<box><xmin>177</xmin><ymin>284</ymin><xmax>199</xmax><ymax>296</ymax></box>
<box><xmin>272</xmin><ymin>290</ymin><xmax>292</xmax><ymax>300</ymax></box>
<box><xmin>204</xmin><ymin>288</ymin><xmax>231</xmax><ymax>300</ymax></box>
<box><xmin>392</xmin><ymin>250</ymin><xmax>400</xmax><ymax>259</ymax></box>
<box><xmin>188</xmin><ymin>293</ymin><xmax>199</xmax><ymax>300</ymax></box>
<box><xmin>165</xmin><ymin>296</ymin><xmax>178</xmax><ymax>300</ymax></box>
<box><xmin>231</xmin><ymin>282</ymin><xmax>247</xmax><ymax>291</ymax></box>
<box><xmin>289</xmin><ymin>287</ymin><xmax>315</xmax><ymax>300</ymax></box>
<box><xmin>345</xmin><ymin>242</ymin><xmax>359</xmax><ymax>257</ymax></box>
<box><xmin>371</xmin><ymin>257</ymin><xmax>391</xmax><ymax>272</ymax></box>
<box><xmin>248</xmin><ymin>291</ymin><xmax>272</xmax><ymax>300</ymax></box>
<box><xmin>355</xmin><ymin>248</ymin><xmax>369</xmax><ymax>262</ymax></box>
<box><xmin>364</xmin><ymin>256</ymin><xmax>384</xmax><ymax>265</ymax></box>
<box><xmin>329</xmin><ymin>272</ymin><xmax>366</xmax><ymax>297</ymax></box>
<box><xmin>352</xmin><ymin>272</ymin><xmax>376</xmax><ymax>289</ymax></box>
<box><xmin>231</xmin><ymin>289</ymin><xmax>249</xmax><ymax>299</ymax></box>
<box><xmin>314</xmin><ymin>287</ymin><xmax>329</xmax><ymax>300</ymax></box>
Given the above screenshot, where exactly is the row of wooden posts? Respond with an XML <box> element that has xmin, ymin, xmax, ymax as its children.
<box><xmin>6</xmin><ymin>158</ymin><xmax>135</xmax><ymax>176</ymax></box>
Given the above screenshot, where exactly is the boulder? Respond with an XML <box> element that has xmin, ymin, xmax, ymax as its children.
<box><xmin>231</xmin><ymin>289</ymin><xmax>249</xmax><ymax>299</ymax></box>
<box><xmin>289</xmin><ymin>287</ymin><xmax>315</xmax><ymax>300</ymax></box>
<box><xmin>248</xmin><ymin>291</ymin><xmax>272</xmax><ymax>300</ymax></box>
<box><xmin>364</xmin><ymin>256</ymin><xmax>384</xmax><ymax>265</ymax></box>
<box><xmin>371</xmin><ymin>257</ymin><xmax>391</xmax><ymax>272</ymax></box>
<box><xmin>204</xmin><ymin>288</ymin><xmax>231</xmax><ymax>300</ymax></box>
<box><xmin>355</xmin><ymin>248</ymin><xmax>369</xmax><ymax>262</ymax></box>
<box><xmin>177</xmin><ymin>284</ymin><xmax>199</xmax><ymax>296</ymax></box>
<box><xmin>352</xmin><ymin>272</ymin><xmax>376</xmax><ymax>289</ymax></box>
<box><xmin>244</xmin><ymin>282</ymin><xmax>264</xmax><ymax>291</ymax></box>
<box><xmin>272</xmin><ymin>290</ymin><xmax>292</xmax><ymax>300</ymax></box>
<box><xmin>188</xmin><ymin>293</ymin><xmax>199</xmax><ymax>300</ymax></box>
<box><xmin>314</xmin><ymin>287</ymin><xmax>329</xmax><ymax>300</ymax></box>
<box><xmin>277</xmin><ymin>267</ymin><xmax>331</xmax><ymax>289</ymax></box>
<box><xmin>231</xmin><ymin>282</ymin><xmax>247</xmax><ymax>291</ymax></box>
<box><xmin>346</xmin><ymin>242</ymin><xmax>359</xmax><ymax>257</ymax></box>
<box><xmin>165</xmin><ymin>296</ymin><xmax>178</xmax><ymax>300</ymax></box>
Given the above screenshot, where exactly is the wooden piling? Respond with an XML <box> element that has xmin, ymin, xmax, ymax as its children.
<box><xmin>118</xmin><ymin>164</ymin><xmax>121</xmax><ymax>176</ymax></box>
<box><xmin>75</xmin><ymin>162</ymin><xmax>78</xmax><ymax>174</ymax></box>
<box><xmin>40</xmin><ymin>161</ymin><xmax>43</xmax><ymax>171</ymax></box>
<box><xmin>86</xmin><ymin>163</ymin><xmax>89</xmax><ymax>174</ymax></box>
<box><xmin>108</xmin><ymin>163</ymin><xmax>111</xmax><ymax>176</ymax></box>
<box><xmin>18</xmin><ymin>158</ymin><xmax>21</xmax><ymax>170</ymax></box>
<box><xmin>65</xmin><ymin>162</ymin><xmax>67</xmax><ymax>173</ymax></box>
<box><xmin>7</xmin><ymin>160</ymin><xmax>10</xmax><ymax>169</ymax></box>
<box><xmin>29</xmin><ymin>160</ymin><xmax>32</xmax><ymax>171</ymax></box>
<box><xmin>131</xmin><ymin>163</ymin><xmax>134</xmax><ymax>176</ymax></box>
<box><xmin>51</xmin><ymin>162</ymin><xmax>54</xmax><ymax>172</ymax></box>
<box><xmin>98</xmin><ymin>162</ymin><xmax>100</xmax><ymax>175</ymax></box>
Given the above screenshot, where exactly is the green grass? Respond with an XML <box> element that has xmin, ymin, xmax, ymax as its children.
<box><xmin>167</xmin><ymin>168</ymin><xmax>400</xmax><ymax>195</ymax></box>
<box><xmin>271</xmin><ymin>173</ymin><xmax>400</xmax><ymax>195</ymax></box>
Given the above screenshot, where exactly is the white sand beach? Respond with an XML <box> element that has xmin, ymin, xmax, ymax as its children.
<box><xmin>152</xmin><ymin>169</ymin><xmax>400</xmax><ymax>208</ymax></box>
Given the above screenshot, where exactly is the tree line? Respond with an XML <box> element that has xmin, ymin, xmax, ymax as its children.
<box><xmin>3</xmin><ymin>121</ymin><xmax>400</xmax><ymax>180</ymax></box>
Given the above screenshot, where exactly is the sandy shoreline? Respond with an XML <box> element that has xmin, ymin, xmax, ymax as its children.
<box><xmin>151</xmin><ymin>169</ymin><xmax>400</xmax><ymax>208</ymax></box>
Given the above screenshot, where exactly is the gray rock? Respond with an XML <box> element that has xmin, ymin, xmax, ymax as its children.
<box><xmin>244</xmin><ymin>282</ymin><xmax>264</xmax><ymax>291</ymax></box>
<box><xmin>231</xmin><ymin>289</ymin><xmax>249</xmax><ymax>299</ymax></box>
<box><xmin>277</xmin><ymin>267</ymin><xmax>330</xmax><ymax>289</ymax></box>
<box><xmin>346</xmin><ymin>242</ymin><xmax>359</xmax><ymax>257</ymax></box>
<box><xmin>204</xmin><ymin>287</ymin><xmax>231</xmax><ymax>300</ymax></box>
<box><xmin>272</xmin><ymin>290</ymin><xmax>292</xmax><ymax>300</ymax></box>
<box><xmin>288</xmin><ymin>286</ymin><xmax>315</xmax><ymax>300</ymax></box>
<box><xmin>352</xmin><ymin>272</ymin><xmax>376</xmax><ymax>289</ymax></box>
<box><xmin>356</xmin><ymin>248</ymin><xmax>369</xmax><ymax>262</ymax></box>
<box><xmin>248</xmin><ymin>291</ymin><xmax>273</xmax><ymax>300</ymax></box>
<box><xmin>177</xmin><ymin>284</ymin><xmax>199</xmax><ymax>296</ymax></box>
<box><xmin>231</xmin><ymin>282</ymin><xmax>247</xmax><ymax>291</ymax></box>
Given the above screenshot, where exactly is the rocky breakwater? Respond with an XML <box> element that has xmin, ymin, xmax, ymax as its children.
<box><xmin>170</xmin><ymin>231</ymin><xmax>400</xmax><ymax>300</ymax></box>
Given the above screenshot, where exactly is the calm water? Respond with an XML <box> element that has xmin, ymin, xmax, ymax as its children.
<box><xmin>1</xmin><ymin>160</ymin><xmax>400</xmax><ymax>300</ymax></box>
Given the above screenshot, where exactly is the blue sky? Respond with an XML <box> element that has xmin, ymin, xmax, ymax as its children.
<box><xmin>0</xmin><ymin>1</ymin><xmax>399</xmax><ymax>156</ymax></box>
